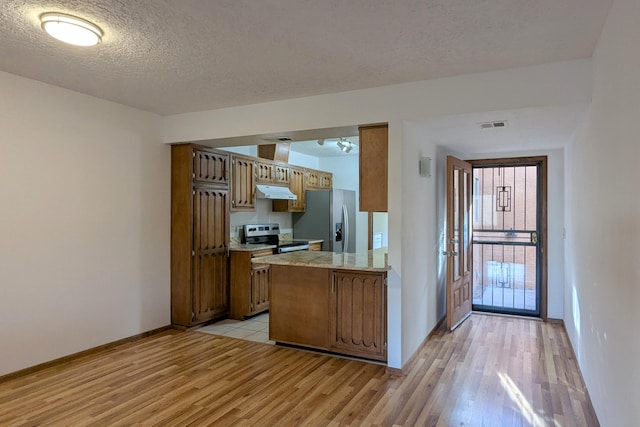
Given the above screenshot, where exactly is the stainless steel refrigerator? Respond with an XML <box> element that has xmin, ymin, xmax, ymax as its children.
<box><xmin>292</xmin><ymin>189</ymin><xmax>356</xmax><ymax>253</ymax></box>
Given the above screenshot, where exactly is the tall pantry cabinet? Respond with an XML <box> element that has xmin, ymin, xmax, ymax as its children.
<box><xmin>171</xmin><ymin>144</ymin><xmax>230</xmax><ymax>327</ymax></box>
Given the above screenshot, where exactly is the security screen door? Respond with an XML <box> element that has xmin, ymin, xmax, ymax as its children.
<box><xmin>470</xmin><ymin>157</ymin><xmax>547</xmax><ymax>318</ymax></box>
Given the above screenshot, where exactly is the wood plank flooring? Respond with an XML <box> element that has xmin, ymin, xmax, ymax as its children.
<box><xmin>0</xmin><ymin>314</ymin><xmax>598</xmax><ymax>426</ymax></box>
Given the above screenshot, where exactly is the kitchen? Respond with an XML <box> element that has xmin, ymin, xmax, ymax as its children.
<box><xmin>170</xmin><ymin>125</ymin><xmax>390</xmax><ymax>361</ymax></box>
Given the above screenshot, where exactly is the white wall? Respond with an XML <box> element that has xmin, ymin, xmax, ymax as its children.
<box><xmin>164</xmin><ymin>60</ymin><xmax>592</xmax><ymax>368</ymax></box>
<box><xmin>400</xmin><ymin>122</ymin><xmax>440</xmax><ymax>358</ymax></box>
<box><xmin>0</xmin><ymin>72</ymin><xmax>170</xmax><ymax>376</ymax></box>
<box><xmin>564</xmin><ymin>0</ymin><xmax>640</xmax><ymax>424</ymax></box>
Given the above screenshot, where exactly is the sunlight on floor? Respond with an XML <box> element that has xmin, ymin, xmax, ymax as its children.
<box><xmin>498</xmin><ymin>372</ymin><xmax>560</xmax><ymax>427</ymax></box>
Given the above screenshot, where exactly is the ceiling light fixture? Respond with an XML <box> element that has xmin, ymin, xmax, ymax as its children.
<box><xmin>336</xmin><ymin>138</ymin><xmax>353</xmax><ymax>154</ymax></box>
<box><xmin>40</xmin><ymin>13</ymin><xmax>103</xmax><ymax>46</ymax></box>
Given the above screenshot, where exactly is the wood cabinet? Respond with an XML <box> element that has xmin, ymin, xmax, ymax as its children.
<box><xmin>269</xmin><ymin>264</ymin><xmax>387</xmax><ymax>361</ymax></box>
<box><xmin>270</xmin><ymin>265</ymin><xmax>331</xmax><ymax>350</ymax></box>
<box><xmin>273</xmin><ymin>162</ymin><xmax>290</xmax><ymax>185</ymax></box>
<box><xmin>359</xmin><ymin>124</ymin><xmax>388</xmax><ymax>212</ymax></box>
<box><xmin>329</xmin><ymin>271</ymin><xmax>387</xmax><ymax>361</ymax></box>
<box><xmin>193</xmin><ymin>188</ymin><xmax>230</xmax><ymax>323</ymax></box>
<box><xmin>256</xmin><ymin>159</ymin><xmax>290</xmax><ymax>185</ymax></box>
<box><xmin>256</xmin><ymin>159</ymin><xmax>275</xmax><ymax>184</ymax></box>
<box><xmin>194</xmin><ymin>149</ymin><xmax>228</xmax><ymax>185</ymax></box>
<box><xmin>308</xmin><ymin>242</ymin><xmax>322</xmax><ymax>251</ymax></box>
<box><xmin>272</xmin><ymin>166</ymin><xmax>306</xmax><ymax>212</ymax></box>
<box><xmin>230</xmin><ymin>155</ymin><xmax>256</xmax><ymax>211</ymax></box>
<box><xmin>230</xmin><ymin>248</ymin><xmax>273</xmax><ymax>319</ymax></box>
<box><xmin>306</xmin><ymin>170</ymin><xmax>333</xmax><ymax>190</ymax></box>
<box><xmin>172</xmin><ymin>144</ymin><xmax>230</xmax><ymax>327</ymax></box>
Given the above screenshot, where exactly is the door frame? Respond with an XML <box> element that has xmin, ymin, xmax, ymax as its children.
<box><xmin>468</xmin><ymin>156</ymin><xmax>548</xmax><ymax>321</ymax></box>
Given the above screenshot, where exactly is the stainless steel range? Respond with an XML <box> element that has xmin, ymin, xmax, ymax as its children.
<box><xmin>242</xmin><ymin>224</ymin><xmax>309</xmax><ymax>253</ymax></box>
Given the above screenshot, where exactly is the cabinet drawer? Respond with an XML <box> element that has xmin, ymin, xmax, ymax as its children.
<box><xmin>251</xmin><ymin>248</ymin><xmax>275</xmax><ymax>258</ymax></box>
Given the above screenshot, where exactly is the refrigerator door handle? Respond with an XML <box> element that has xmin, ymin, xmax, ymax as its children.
<box><xmin>342</xmin><ymin>204</ymin><xmax>348</xmax><ymax>253</ymax></box>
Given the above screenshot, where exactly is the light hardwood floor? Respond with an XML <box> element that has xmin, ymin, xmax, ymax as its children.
<box><xmin>0</xmin><ymin>314</ymin><xmax>598</xmax><ymax>426</ymax></box>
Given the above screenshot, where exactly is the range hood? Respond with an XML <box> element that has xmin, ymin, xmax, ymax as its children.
<box><xmin>255</xmin><ymin>185</ymin><xmax>297</xmax><ymax>200</ymax></box>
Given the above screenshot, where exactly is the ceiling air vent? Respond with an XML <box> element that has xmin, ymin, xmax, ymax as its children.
<box><xmin>263</xmin><ymin>136</ymin><xmax>294</xmax><ymax>143</ymax></box>
<box><xmin>479</xmin><ymin>120</ymin><xmax>507</xmax><ymax>129</ymax></box>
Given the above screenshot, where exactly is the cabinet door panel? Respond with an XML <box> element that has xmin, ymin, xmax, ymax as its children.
<box><xmin>290</xmin><ymin>168</ymin><xmax>305</xmax><ymax>211</ymax></box>
<box><xmin>256</xmin><ymin>160</ymin><xmax>274</xmax><ymax>184</ymax></box>
<box><xmin>193</xmin><ymin>188</ymin><xmax>229</xmax><ymax>322</ymax></box>
<box><xmin>194</xmin><ymin>150</ymin><xmax>228</xmax><ymax>185</ymax></box>
<box><xmin>330</xmin><ymin>271</ymin><xmax>386</xmax><ymax>360</ymax></box>
<box><xmin>274</xmin><ymin>164</ymin><xmax>290</xmax><ymax>184</ymax></box>
<box><xmin>359</xmin><ymin>125</ymin><xmax>388</xmax><ymax>212</ymax></box>
<box><xmin>251</xmin><ymin>264</ymin><xmax>270</xmax><ymax>314</ymax></box>
<box><xmin>272</xmin><ymin>166</ymin><xmax>305</xmax><ymax>212</ymax></box>
<box><xmin>231</xmin><ymin>156</ymin><xmax>256</xmax><ymax>211</ymax></box>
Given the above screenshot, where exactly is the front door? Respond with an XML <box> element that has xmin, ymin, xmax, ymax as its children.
<box><xmin>469</xmin><ymin>157</ymin><xmax>547</xmax><ymax>318</ymax></box>
<box><xmin>446</xmin><ymin>156</ymin><xmax>473</xmax><ymax>331</ymax></box>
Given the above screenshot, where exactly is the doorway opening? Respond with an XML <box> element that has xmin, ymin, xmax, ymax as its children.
<box><xmin>469</xmin><ymin>157</ymin><xmax>547</xmax><ymax>319</ymax></box>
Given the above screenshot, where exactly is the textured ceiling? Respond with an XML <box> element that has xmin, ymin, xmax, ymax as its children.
<box><xmin>0</xmin><ymin>0</ymin><xmax>611</xmax><ymax>115</ymax></box>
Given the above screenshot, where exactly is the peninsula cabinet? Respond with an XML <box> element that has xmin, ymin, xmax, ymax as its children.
<box><xmin>172</xmin><ymin>144</ymin><xmax>230</xmax><ymax>327</ymax></box>
<box><xmin>230</xmin><ymin>154</ymin><xmax>256</xmax><ymax>211</ymax></box>
<box><xmin>329</xmin><ymin>271</ymin><xmax>387</xmax><ymax>361</ymax></box>
<box><xmin>269</xmin><ymin>264</ymin><xmax>387</xmax><ymax>361</ymax></box>
<box><xmin>359</xmin><ymin>124</ymin><xmax>388</xmax><ymax>212</ymax></box>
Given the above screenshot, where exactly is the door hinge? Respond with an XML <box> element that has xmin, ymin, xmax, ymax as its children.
<box><xmin>384</xmin><ymin>277</ymin><xmax>388</xmax><ymax>286</ymax></box>
<box><xmin>192</xmin><ymin>250</ymin><xmax>195</xmax><ymax>256</ymax></box>
<box><xmin>384</xmin><ymin>341</ymin><xmax>387</xmax><ymax>350</ymax></box>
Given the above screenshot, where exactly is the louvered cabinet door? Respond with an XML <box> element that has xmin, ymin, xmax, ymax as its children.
<box><xmin>329</xmin><ymin>271</ymin><xmax>387</xmax><ymax>361</ymax></box>
<box><xmin>192</xmin><ymin>187</ymin><xmax>230</xmax><ymax>322</ymax></box>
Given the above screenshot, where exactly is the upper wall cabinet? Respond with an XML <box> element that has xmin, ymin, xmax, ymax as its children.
<box><xmin>193</xmin><ymin>149</ymin><xmax>229</xmax><ymax>186</ymax></box>
<box><xmin>256</xmin><ymin>159</ymin><xmax>290</xmax><ymax>185</ymax></box>
<box><xmin>273</xmin><ymin>166</ymin><xmax>306</xmax><ymax>212</ymax></box>
<box><xmin>306</xmin><ymin>170</ymin><xmax>333</xmax><ymax>190</ymax></box>
<box><xmin>359</xmin><ymin>125</ymin><xmax>388</xmax><ymax>212</ymax></box>
<box><xmin>230</xmin><ymin>154</ymin><xmax>256</xmax><ymax>211</ymax></box>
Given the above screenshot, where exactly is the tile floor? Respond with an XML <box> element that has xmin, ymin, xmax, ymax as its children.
<box><xmin>197</xmin><ymin>312</ymin><xmax>274</xmax><ymax>344</ymax></box>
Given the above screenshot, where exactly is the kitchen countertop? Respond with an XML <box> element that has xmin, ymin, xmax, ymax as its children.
<box><xmin>230</xmin><ymin>239</ymin><xmax>323</xmax><ymax>252</ymax></box>
<box><xmin>252</xmin><ymin>248</ymin><xmax>389</xmax><ymax>272</ymax></box>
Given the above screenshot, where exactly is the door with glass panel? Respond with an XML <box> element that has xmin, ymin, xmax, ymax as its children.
<box><xmin>446</xmin><ymin>156</ymin><xmax>473</xmax><ymax>331</ymax></box>
<box><xmin>470</xmin><ymin>157</ymin><xmax>547</xmax><ymax>318</ymax></box>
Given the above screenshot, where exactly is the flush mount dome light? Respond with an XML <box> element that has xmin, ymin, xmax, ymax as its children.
<box><xmin>41</xmin><ymin>13</ymin><xmax>103</xmax><ymax>46</ymax></box>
